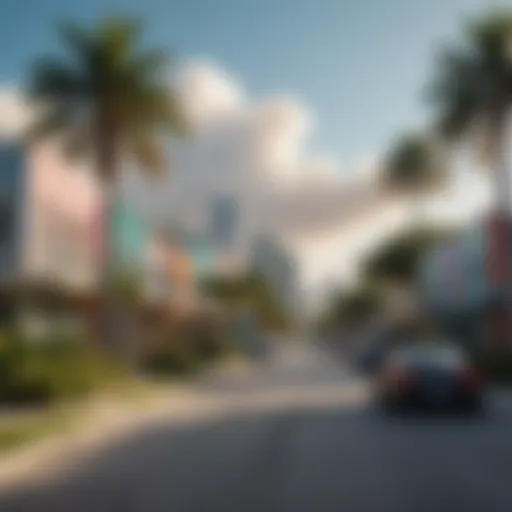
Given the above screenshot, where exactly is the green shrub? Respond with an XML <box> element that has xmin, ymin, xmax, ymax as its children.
<box><xmin>142</xmin><ymin>342</ymin><xmax>200</xmax><ymax>377</ymax></box>
<box><xmin>185</xmin><ymin>323</ymin><xmax>230</xmax><ymax>361</ymax></box>
<box><xmin>0</xmin><ymin>333</ymin><xmax>123</xmax><ymax>405</ymax></box>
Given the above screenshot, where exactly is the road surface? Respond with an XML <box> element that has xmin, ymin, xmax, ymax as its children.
<box><xmin>2</xmin><ymin>341</ymin><xmax>512</xmax><ymax>512</ymax></box>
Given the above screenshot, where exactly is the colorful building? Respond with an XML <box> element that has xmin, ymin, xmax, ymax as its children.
<box><xmin>0</xmin><ymin>141</ymin><xmax>102</xmax><ymax>292</ymax></box>
<box><xmin>419</xmin><ymin>215</ymin><xmax>508</xmax><ymax>347</ymax></box>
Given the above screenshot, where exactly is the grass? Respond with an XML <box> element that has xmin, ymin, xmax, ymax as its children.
<box><xmin>0</xmin><ymin>377</ymin><xmax>158</xmax><ymax>455</ymax></box>
<box><xmin>0</xmin><ymin>409</ymin><xmax>73</xmax><ymax>453</ymax></box>
<box><xmin>0</xmin><ymin>347</ymin><xmax>248</xmax><ymax>455</ymax></box>
<box><xmin>0</xmin><ymin>376</ymin><xmax>185</xmax><ymax>455</ymax></box>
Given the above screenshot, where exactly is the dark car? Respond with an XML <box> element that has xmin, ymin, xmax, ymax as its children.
<box><xmin>376</xmin><ymin>343</ymin><xmax>484</xmax><ymax>414</ymax></box>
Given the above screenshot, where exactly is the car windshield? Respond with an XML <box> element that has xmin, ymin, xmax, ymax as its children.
<box><xmin>392</xmin><ymin>345</ymin><xmax>466</xmax><ymax>368</ymax></box>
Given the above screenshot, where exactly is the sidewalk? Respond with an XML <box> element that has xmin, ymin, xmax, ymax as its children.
<box><xmin>0</xmin><ymin>352</ymin><xmax>251</xmax><ymax>488</ymax></box>
<box><xmin>0</xmin><ymin>351</ymin><xmax>261</xmax><ymax>491</ymax></box>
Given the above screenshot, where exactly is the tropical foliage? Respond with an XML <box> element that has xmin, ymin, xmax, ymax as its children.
<box><xmin>363</xmin><ymin>226</ymin><xmax>460</xmax><ymax>286</ymax></box>
<box><xmin>319</xmin><ymin>286</ymin><xmax>383</xmax><ymax>332</ymax></box>
<box><xmin>27</xmin><ymin>17</ymin><xmax>186</xmax><ymax>342</ymax></box>
<box><xmin>429</xmin><ymin>12</ymin><xmax>512</xmax><ymax>177</ymax></box>
<box><xmin>201</xmin><ymin>273</ymin><xmax>292</xmax><ymax>331</ymax></box>
<box><xmin>28</xmin><ymin>18</ymin><xmax>185</xmax><ymax>178</ymax></box>
<box><xmin>381</xmin><ymin>133</ymin><xmax>447</xmax><ymax>195</ymax></box>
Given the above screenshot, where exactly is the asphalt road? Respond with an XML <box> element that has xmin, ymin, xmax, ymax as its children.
<box><xmin>2</xmin><ymin>341</ymin><xmax>512</xmax><ymax>512</ymax></box>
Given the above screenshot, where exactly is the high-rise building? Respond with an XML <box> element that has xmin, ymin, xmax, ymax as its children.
<box><xmin>208</xmin><ymin>194</ymin><xmax>247</xmax><ymax>276</ymax></box>
<box><xmin>0</xmin><ymin>142</ymin><xmax>156</xmax><ymax>295</ymax></box>
<box><xmin>0</xmin><ymin>141</ymin><xmax>102</xmax><ymax>291</ymax></box>
<box><xmin>209</xmin><ymin>195</ymin><xmax>239</xmax><ymax>250</ymax></box>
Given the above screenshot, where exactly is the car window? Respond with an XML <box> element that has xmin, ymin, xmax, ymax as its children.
<box><xmin>390</xmin><ymin>345</ymin><xmax>466</xmax><ymax>368</ymax></box>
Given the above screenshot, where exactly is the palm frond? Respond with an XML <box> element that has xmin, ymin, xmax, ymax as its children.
<box><xmin>28</xmin><ymin>58</ymin><xmax>86</xmax><ymax>101</ymax></box>
<box><xmin>382</xmin><ymin>134</ymin><xmax>446</xmax><ymax>194</ymax></box>
<box><xmin>57</xmin><ymin>21</ymin><xmax>94</xmax><ymax>66</ymax></box>
<box><xmin>130</xmin><ymin>133</ymin><xmax>166</xmax><ymax>175</ymax></box>
<box><xmin>28</xmin><ymin>16</ymin><xmax>186</xmax><ymax>180</ymax></box>
<box><xmin>430</xmin><ymin>12</ymin><xmax>512</xmax><ymax>147</ymax></box>
<box><xmin>128</xmin><ymin>49</ymin><xmax>171</xmax><ymax>82</ymax></box>
<box><xmin>98</xmin><ymin>17</ymin><xmax>142</xmax><ymax>66</ymax></box>
<box><xmin>121</xmin><ymin>85</ymin><xmax>188</xmax><ymax>136</ymax></box>
<box><xmin>25</xmin><ymin>106</ymin><xmax>73</xmax><ymax>142</ymax></box>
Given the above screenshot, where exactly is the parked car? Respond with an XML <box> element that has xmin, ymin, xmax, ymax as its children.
<box><xmin>375</xmin><ymin>343</ymin><xmax>484</xmax><ymax>414</ymax></box>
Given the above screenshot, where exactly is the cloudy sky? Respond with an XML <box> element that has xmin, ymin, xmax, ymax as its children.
<box><xmin>0</xmin><ymin>0</ymin><xmax>496</xmax><ymax>301</ymax></box>
<box><xmin>122</xmin><ymin>60</ymin><xmax>493</xmax><ymax>295</ymax></box>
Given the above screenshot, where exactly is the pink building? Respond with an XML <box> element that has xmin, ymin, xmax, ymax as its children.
<box><xmin>22</xmin><ymin>141</ymin><xmax>103</xmax><ymax>292</ymax></box>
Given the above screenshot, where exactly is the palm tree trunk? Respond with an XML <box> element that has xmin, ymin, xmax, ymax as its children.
<box><xmin>100</xmin><ymin>179</ymin><xmax>118</xmax><ymax>341</ymax></box>
<box><xmin>95</xmin><ymin>124</ymin><xmax>120</xmax><ymax>349</ymax></box>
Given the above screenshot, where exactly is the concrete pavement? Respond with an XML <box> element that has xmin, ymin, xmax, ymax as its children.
<box><xmin>1</xmin><ymin>341</ymin><xmax>512</xmax><ymax>512</ymax></box>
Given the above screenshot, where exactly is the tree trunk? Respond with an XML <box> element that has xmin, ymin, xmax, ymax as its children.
<box><xmin>95</xmin><ymin>123</ymin><xmax>120</xmax><ymax>349</ymax></box>
<box><xmin>100</xmin><ymin>179</ymin><xmax>118</xmax><ymax>344</ymax></box>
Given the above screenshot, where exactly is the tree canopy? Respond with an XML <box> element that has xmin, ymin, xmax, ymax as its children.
<box><xmin>28</xmin><ymin>17</ymin><xmax>186</xmax><ymax>181</ymax></box>
<box><xmin>363</xmin><ymin>226</ymin><xmax>461</xmax><ymax>286</ymax></box>
<box><xmin>429</xmin><ymin>12</ymin><xmax>512</xmax><ymax>162</ymax></box>
<box><xmin>381</xmin><ymin>133</ymin><xmax>447</xmax><ymax>195</ymax></box>
<box><xmin>201</xmin><ymin>273</ymin><xmax>292</xmax><ymax>332</ymax></box>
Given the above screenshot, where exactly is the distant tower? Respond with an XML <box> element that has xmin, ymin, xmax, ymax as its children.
<box><xmin>250</xmin><ymin>234</ymin><xmax>300</xmax><ymax>318</ymax></box>
<box><xmin>208</xmin><ymin>195</ymin><xmax>246</xmax><ymax>275</ymax></box>
<box><xmin>209</xmin><ymin>195</ymin><xmax>239</xmax><ymax>250</ymax></box>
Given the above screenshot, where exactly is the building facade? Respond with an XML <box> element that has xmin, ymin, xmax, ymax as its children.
<box><xmin>0</xmin><ymin>141</ymin><xmax>177</xmax><ymax>302</ymax></box>
<box><xmin>419</xmin><ymin>216</ymin><xmax>508</xmax><ymax>347</ymax></box>
<box><xmin>209</xmin><ymin>195</ymin><xmax>239</xmax><ymax>250</ymax></box>
<box><xmin>0</xmin><ymin>141</ymin><xmax>102</xmax><ymax>292</ymax></box>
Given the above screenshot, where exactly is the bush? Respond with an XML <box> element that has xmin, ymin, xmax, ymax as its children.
<box><xmin>0</xmin><ymin>333</ymin><xmax>123</xmax><ymax>405</ymax></box>
<box><xmin>142</xmin><ymin>342</ymin><xmax>200</xmax><ymax>377</ymax></box>
<box><xmin>141</xmin><ymin>318</ymin><xmax>235</xmax><ymax>378</ymax></box>
<box><xmin>186</xmin><ymin>321</ymin><xmax>231</xmax><ymax>361</ymax></box>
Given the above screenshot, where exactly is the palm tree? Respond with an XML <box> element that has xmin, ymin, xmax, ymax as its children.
<box><xmin>27</xmin><ymin>18</ymin><xmax>185</xmax><ymax>342</ymax></box>
<box><xmin>429</xmin><ymin>11</ymin><xmax>512</xmax><ymax>346</ymax></box>
<box><xmin>378</xmin><ymin>133</ymin><xmax>447</xmax><ymax>322</ymax></box>
<box><xmin>381</xmin><ymin>132</ymin><xmax>447</xmax><ymax>224</ymax></box>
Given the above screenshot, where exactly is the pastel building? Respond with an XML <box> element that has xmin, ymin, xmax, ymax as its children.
<box><xmin>0</xmin><ymin>141</ymin><xmax>173</xmax><ymax>302</ymax></box>
<box><xmin>419</xmin><ymin>216</ymin><xmax>506</xmax><ymax>347</ymax></box>
<box><xmin>0</xmin><ymin>141</ymin><xmax>102</xmax><ymax>292</ymax></box>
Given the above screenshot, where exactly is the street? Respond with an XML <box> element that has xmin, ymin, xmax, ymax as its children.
<box><xmin>2</xmin><ymin>341</ymin><xmax>512</xmax><ymax>512</ymax></box>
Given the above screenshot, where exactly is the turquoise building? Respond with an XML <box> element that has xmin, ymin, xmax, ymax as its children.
<box><xmin>110</xmin><ymin>202</ymin><xmax>150</xmax><ymax>274</ymax></box>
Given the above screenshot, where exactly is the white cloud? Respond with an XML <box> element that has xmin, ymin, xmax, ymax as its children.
<box><xmin>0</xmin><ymin>88</ymin><xmax>31</xmax><ymax>140</ymax></box>
<box><xmin>1</xmin><ymin>64</ymin><xmax>493</xmax><ymax>301</ymax></box>
<box><xmin>126</xmin><ymin>62</ymin><xmax>382</xmax><ymax>247</ymax></box>
<box><xmin>0</xmin><ymin>66</ymin><xmax>385</xmax><ymax>297</ymax></box>
<box><xmin>174</xmin><ymin>62</ymin><xmax>246</xmax><ymax>129</ymax></box>
<box><xmin>119</xmin><ymin>61</ymin><xmax>393</xmax><ymax>298</ymax></box>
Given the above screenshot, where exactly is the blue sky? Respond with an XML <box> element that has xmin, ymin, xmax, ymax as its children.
<box><xmin>0</xmin><ymin>0</ymin><xmax>491</xmax><ymax>166</ymax></box>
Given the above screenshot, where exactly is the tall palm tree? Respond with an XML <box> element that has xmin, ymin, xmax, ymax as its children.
<box><xmin>379</xmin><ymin>133</ymin><xmax>447</xmax><ymax>321</ymax></box>
<box><xmin>27</xmin><ymin>18</ymin><xmax>186</xmax><ymax>342</ymax></box>
<box><xmin>381</xmin><ymin>132</ymin><xmax>447</xmax><ymax>224</ymax></box>
<box><xmin>429</xmin><ymin>11</ymin><xmax>512</xmax><ymax>346</ymax></box>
